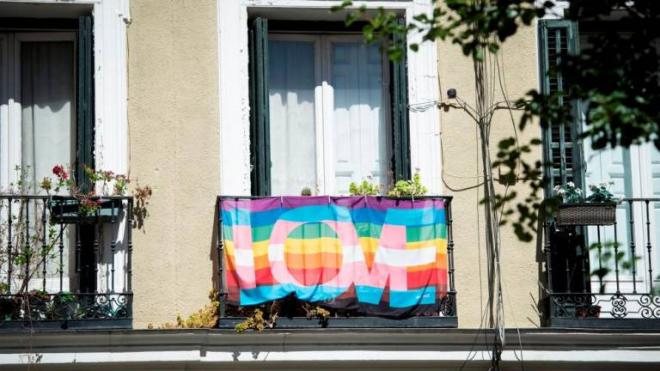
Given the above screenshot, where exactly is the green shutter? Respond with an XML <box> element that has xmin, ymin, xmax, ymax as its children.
<box><xmin>391</xmin><ymin>18</ymin><xmax>411</xmax><ymax>181</ymax></box>
<box><xmin>77</xmin><ymin>15</ymin><xmax>94</xmax><ymax>192</ymax></box>
<box><xmin>539</xmin><ymin>19</ymin><xmax>581</xmax><ymax>193</ymax></box>
<box><xmin>249</xmin><ymin>17</ymin><xmax>271</xmax><ymax>196</ymax></box>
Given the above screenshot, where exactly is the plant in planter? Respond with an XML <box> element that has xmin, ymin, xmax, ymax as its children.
<box><xmin>303</xmin><ymin>304</ymin><xmax>331</xmax><ymax>327</ymax></box>
<box><xmin>585</xmin><ymin>182</ymin><xmax>619</xmax><ymax>203</ymax></box>
<box><xmin>553</xmin><ymin>182</ymin><xmax>619</xmax><ymax>226</ymax></box>
<box><xmin>45</xmin><ymin>292</ymin><xmax>78</xmax><ymax>320</ymax></box>
<box><xmin>45</xmin><ymin>165</ymin><xmax>129</xmax><ymax>224</ymax></box>
<box><xmin>234</xmin><ymin>309</ymin><xmax>269</xmax><ymax>333</ymax></box>
<box><xmin>553</xmin><ymin>182</ymin><xmax>584</xmax><ymax>204</ymax></box>
<box><xmin>300</xmin><ymin>187</ymin><xmax>313</xmax><ymax>196</ymax></box>
<box><xmin>349</xmin><ymin>179</ymin><xmax>380</xmax><ymax>196</ymax></box>
<box><xmin>387</xmin><ymin>172</ymin><xmax>428</xmax><ymax>197</ymax></box>
<box><xmin>348</xmin><ymin>172</ymin><xmax>428</xmax><ymax>197</ymax></box>
<box><xmin>21</xmin><ymin>289</ymin><xmax>51</xmax><ymax>321</ymax></box>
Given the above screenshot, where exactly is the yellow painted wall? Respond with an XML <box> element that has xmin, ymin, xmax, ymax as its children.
<box><xmin>128</xmin><ymin>0</ymin><xmax>220</xmax><ymax>328</ymax></box>
<box><xmin>438</xmin><ymin>24</ymin><xmax>543</xmax><ymax>328</ymax></box>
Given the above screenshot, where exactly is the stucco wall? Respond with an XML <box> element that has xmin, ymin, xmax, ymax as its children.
<box><xmin>128</xmin><ymin>0</ymin><xmax>220</xmax><ymax>328</ymax></box>
<box><xmin>438</xmin><ymin>24</ymin><xmax>542</xmax><ymax>328</ymax></box>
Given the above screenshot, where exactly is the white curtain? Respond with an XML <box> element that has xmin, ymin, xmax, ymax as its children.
<box><xmin>21</xmin><ymin>41</ymin><xmax>74</xmax><ymax>193</ymax></box>
<box><xmin>268</xmin><ymin>40</ymin><xmax>317</xmax><ymax>195</ymax></box>
<box><xmin>331</xmin><ymin>42</ymin><xmax>388</xmax><ymax>195</ymax></box>
<box><xmin>20</xmin><ymin>40</ymin><xmax>74</xmax><ymax>292</ymax></box>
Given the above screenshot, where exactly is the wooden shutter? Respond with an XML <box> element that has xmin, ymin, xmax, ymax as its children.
<box><xmin>539</xmin><ymin>20</ymin><xmax>581</xmax><ymax>193</ymax></box>
<box><xmin>76</xmin><ymin>15</ymin><xmax>98</xmax><ymax>293</ymax></box>
<box><xmin>391</xmin><ymin>18</ymin><xmax>411</xmax><ymax>182</ymax></box>
<box><xmin>77</xmin><ymin>15</ymin><xmax>94</xmax><ymax>192</ymax></box>
<box><xmin>249</xmin><ymin>17</ymin><xmax>271</xmax><ymax>196</ymax></box>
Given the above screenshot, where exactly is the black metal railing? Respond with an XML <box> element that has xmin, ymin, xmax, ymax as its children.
<box><xmin>545</xmin><ymin>197</ymin><xmax>660</xmax><ymax>328</ymax></box>
<box><xmin>0</xmin><ymin>195</ymin><xmax>133</xmax><ymax>330</ymax></box>
<box><xmin>215</xmin><ymin>195</ymin><xmax>457</xmax><ymax>328</ymax></box>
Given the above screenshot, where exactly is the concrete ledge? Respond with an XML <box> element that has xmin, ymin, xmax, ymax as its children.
<box><xmin>2</xmin><ymin>328</ymin><xmax>660</xmax><ymax>354</ymax></box>
<box><xmin>1</xmin><ymin>329</ymin><xmax>660</xmax><ymax>370</ymax></box>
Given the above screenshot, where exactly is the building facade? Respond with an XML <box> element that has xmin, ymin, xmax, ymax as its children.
<box><xmin>0</xmin><ymin>0</ymin><xmax>659</xmax><ymax>369</ymax></box>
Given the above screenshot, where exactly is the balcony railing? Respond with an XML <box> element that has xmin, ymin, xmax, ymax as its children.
<box><xmin>545</xmin><ymin>197</ymin><xmax>660</xmax><ymax>328</ymax></box>
<box><xmin>216</xmin><ymin>195</ymin><xmax>457</xmax><ymax>328</ymax></box>
<box><xmin>0</xmin><ymin>195</ymin><xmax>133</xmax><ymax>330</ymax></box>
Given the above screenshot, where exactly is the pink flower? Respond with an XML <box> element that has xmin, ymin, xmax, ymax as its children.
<box><xmin>52</xmin><ymin>165</ymin><xmax>69</xmax><ymax>180</ymax></box>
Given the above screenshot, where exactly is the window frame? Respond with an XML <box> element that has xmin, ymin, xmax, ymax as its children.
<box><xmin>218</xmin><ymin>0</ymin><xmax>442</xmax><ymax>196</ymax></box>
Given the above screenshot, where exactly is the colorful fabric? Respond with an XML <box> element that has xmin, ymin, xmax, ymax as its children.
<box><xmin>220</xmin><ymin>196</ymin><xmax>448</xmax><ymax>317</ymax></box>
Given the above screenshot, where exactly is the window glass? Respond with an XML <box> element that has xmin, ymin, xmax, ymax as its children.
<box><xmin>267</xmin><ymin>35</ymin><xmax>390</xmax><ymax>195</ymax></box>
<box><xmin>331</xmin><ymin>41</ymin><xmax>388</xmax><ymax>195</ymax></box>
<box><xmin>269</xmin><ymin>40</ymin><xmax>317</xmax><ymax>195</ymax></box>
<box><xmin>21</xmin><ymin>41</ymin><xmax>75</xmax><ymax>193</ymax></box>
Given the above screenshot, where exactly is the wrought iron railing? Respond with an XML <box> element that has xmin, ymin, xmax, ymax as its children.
<box><xmin>0</xmin><ymin>195</ymin><xmax>133</xmax><ymax>330</ymax></box>
<box><xmin>545</xmin><ymin>197</ymin><xmax>660</xmax><ymax>328</ymax></box>
<box><xmin>215</xmin><ymin>195</ymin><xmax>457</xmax><ymax>328</ymax></box>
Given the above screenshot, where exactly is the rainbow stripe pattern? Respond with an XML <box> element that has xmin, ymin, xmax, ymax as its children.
<box><xmin>220</xmin><ymin>196</ymin><xmax>448</xmax><ymax>316</ymax></box>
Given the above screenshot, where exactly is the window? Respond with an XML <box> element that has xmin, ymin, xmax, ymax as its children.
<box><xmin>249</xmin><ymin>18</ymin><xmax>410</xmax><ymax>196</ymax></box>
<box><xmin>0</xmin><ymin>32</ymin><xmax>76</xmax><ymax>191</ymax></box>
<box><xmin>218</xmin><ymin>2</ymin><xmax>441</xmax><ymax>197</ymax></box>
<box><xmin>0</xmin><ymin>5</ymin><xmax>131</xmax><ymax>329</ymax></box>
<box><xmin>0</xmin><ymin>16</ymin><xmax>93</xmax><ymax>191</ymax></box>
<box><xmin>540</xmin><ymin>20</ymin><xmax>660</xmax><ymax>319</ymax></box>
<box><xmin>0</xmin><ymin>16</ymin><xmax>94</xmax><ymax>294</ymax></box>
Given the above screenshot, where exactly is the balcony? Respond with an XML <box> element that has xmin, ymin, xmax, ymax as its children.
<box><xmin>215</xmin><ymin>195</ymin><xmax>457</xmax><ymax>328</ymax></box>
<box><xmin>544</xmin><ymin>198</ymin><xmax>660</xmax><ymax>328</ymax></box>
<box><xmin>0</xmin><ymin>195</ymin><xmax>133</xmax><ymax>330</ymax></box>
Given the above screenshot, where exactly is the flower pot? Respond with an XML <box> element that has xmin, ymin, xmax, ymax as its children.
<box><xmin>49</xmin><ymin>198</ymin><xmax>124</xmax><ymax>224</ymax></box>
<box><xmin>556</xmin><ymin>203</ymin><xmax>616</xmax><ymax>226</ymax></box>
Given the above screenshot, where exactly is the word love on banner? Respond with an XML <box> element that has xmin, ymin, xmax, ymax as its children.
<box><xmin>220</xmin><ymin>196</ymin><xmax>449</xmax><ymax>317</ymax></box>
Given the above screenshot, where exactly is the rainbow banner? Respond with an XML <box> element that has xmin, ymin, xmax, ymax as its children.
<box><xmin>220</xmin><ymin>196</ymin><xmax>449</xmax><ymax>317</ymax></box>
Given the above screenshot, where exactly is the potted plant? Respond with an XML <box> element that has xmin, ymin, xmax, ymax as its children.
<box><xmin>554</xmin><ymin>182</ymin><xmax>619</xmax><ymax>226</ymax></box>
<box><xmin>19</xmin><ymin>289</ymin><xmax>52</xmax><ymax>320</ymax></box>
<box><xmin>44</xmin><ymin>165</ymin><xmax>128</xmax><ymax>224</ymax></box>
<box><xmin>49</xmin><ymin>197</ymin><xmax>123</xmax><ymax>224</ymax></box>
<box><xmin>45</xmin><ymin>292</ymin><xmax>78</xmax><ymax>320</ymax></box>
